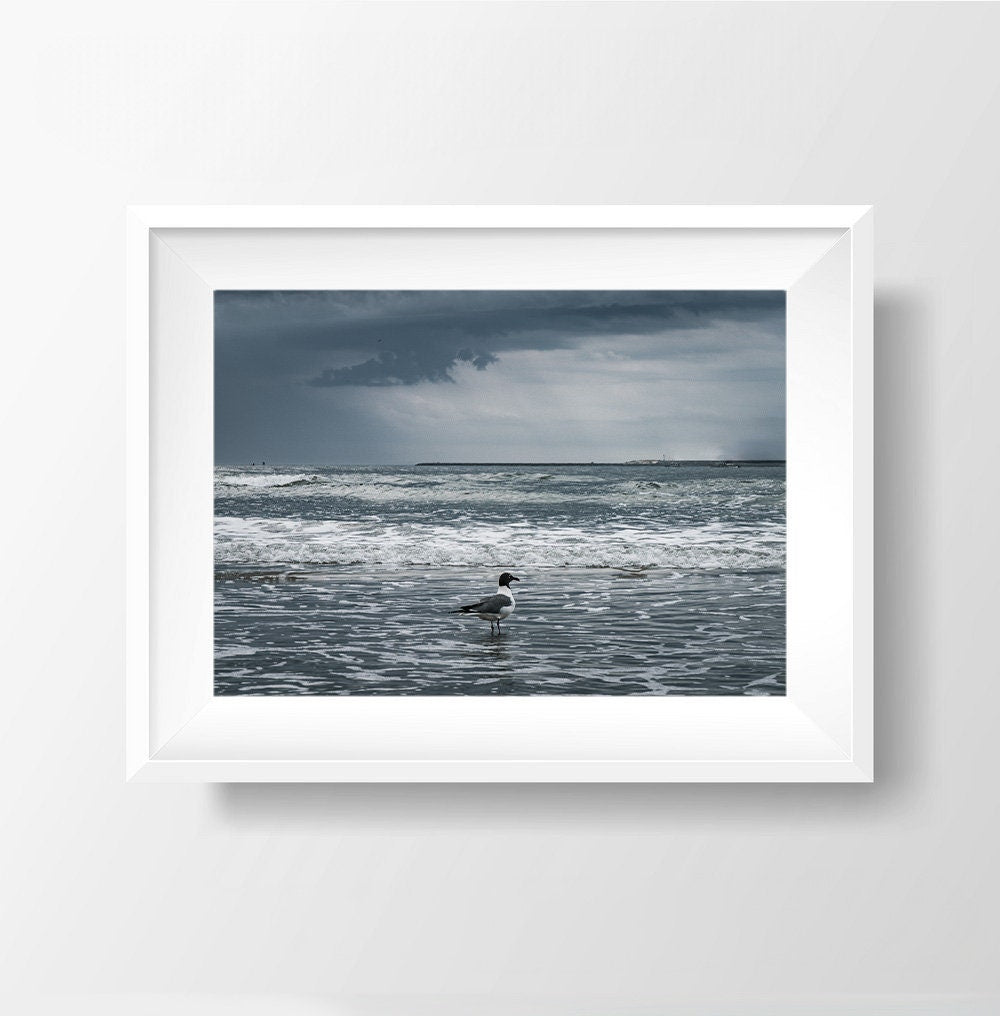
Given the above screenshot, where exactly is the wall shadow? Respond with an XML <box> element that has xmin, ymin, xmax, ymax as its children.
<box><xmin>215</xmin><ymin>286</ymin><xmax>935</xmax><ymax>832</ymax></box>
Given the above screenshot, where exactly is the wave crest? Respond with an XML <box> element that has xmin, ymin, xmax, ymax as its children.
<box><xmin>215</xmin><ymin>470</ymin><xmax>783</xmax><ymax>509</ymax></box>
<box><xmin>215</xmin><ymin>516</ymin><xmax>785</xmax><ymax>571</ymax></box>
<box><xmin>218</xmin><ymin>473</ymin><xmax>323</xmax><ymax>489</ymax></box>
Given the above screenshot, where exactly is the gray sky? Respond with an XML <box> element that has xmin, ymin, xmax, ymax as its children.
<box><xmin>215</xmin><ymin>290</ymin><xmax>785</xmax><ymax>464</ymax></box>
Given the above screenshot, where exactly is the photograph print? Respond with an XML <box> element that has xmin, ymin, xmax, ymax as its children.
<box><xmin>214</xmin><ymin>289</ymin><xmax>786</xmax><ymax>696</ymax></box>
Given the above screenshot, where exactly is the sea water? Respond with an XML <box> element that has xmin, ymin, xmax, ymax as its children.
<box><xmin>214</xmin><ymin>463</ymin><xmax>785</xmax><ymax>695</ymax></box>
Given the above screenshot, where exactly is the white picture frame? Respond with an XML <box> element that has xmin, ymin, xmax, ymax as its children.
<box><xmin>126</xmin><ymin>205</ymin><xmax>873</xmax><ymax>783</ymax></box>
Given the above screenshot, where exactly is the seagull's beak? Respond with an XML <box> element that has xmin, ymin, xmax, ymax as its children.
<box><xmin>510</xmin><ymin>576</ymin><xmax>520</xmax><ymax>582</ymax></box>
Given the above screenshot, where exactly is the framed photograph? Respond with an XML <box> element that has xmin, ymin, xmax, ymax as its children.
<box><xmin>126</xmin><ymin>206</ymin><xmax>872</xmax><ymax>781</ymax></box>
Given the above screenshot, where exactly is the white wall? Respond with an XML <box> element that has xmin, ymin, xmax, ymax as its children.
<box><xmin>3</xmin><ymin>3</ymin><xmax>998</xmax><ymax>1013</ymax></box>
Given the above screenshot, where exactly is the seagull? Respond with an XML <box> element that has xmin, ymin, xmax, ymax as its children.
<box><xmin>451</xmin><ymin>572</ymin><xmax>520</xmax><ymax>634</ymax></box>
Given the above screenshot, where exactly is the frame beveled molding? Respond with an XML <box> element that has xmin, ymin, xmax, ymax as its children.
<box><xmin>126</xmin><ymin>205</ymin><xmax>872</xmax><ymax>782</ymax></box>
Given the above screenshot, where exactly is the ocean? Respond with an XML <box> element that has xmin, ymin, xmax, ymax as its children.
<box><xmin>214</xmin><ymin>463</ymin><xmax>786</xmax><ymax>696</ymax></box>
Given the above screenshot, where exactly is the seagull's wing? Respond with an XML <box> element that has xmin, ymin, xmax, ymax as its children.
<box><xmin>469</xmin><ymin>593</ymin><xmax>513</xmax><ymax>613</ymax></box>
<box><xmin>454</xmin><ymin>592</ymin><xmax>513</xmax><ymax>614</ymax></box>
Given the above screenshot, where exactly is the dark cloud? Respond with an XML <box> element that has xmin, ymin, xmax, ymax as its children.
<box><xmin>216</xmin><ymin>290</ymin><xmax>784</xmax><ymax>388</ymax></box>
<box><xmin>214</xmin><ymin>289</ymin><xmax>786</xmax><ymax>464</ymax></box>
<box><xmin>306</xmin><ymin>345</ymin><xmax>500</xmax><ymax>387</ymax></box>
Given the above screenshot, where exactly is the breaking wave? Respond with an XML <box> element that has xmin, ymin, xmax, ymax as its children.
<box><xmin>214</xmin><ymin>516</ymin><xmax>785</xmax><ymax>571</ymax></box>
<box><xmin>217</xmin><ymin>473</ymin><xmax>324</xmax><ymax>489</ymax></box>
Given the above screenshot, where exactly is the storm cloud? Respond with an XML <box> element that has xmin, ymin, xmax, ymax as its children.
<box><xmin>217</xmin><ymin>290</ymin><xmax>784</xmax><ymax>386</ymax></box>
<box><xmin>308</xmin><ymin>346</ymin><xmax>500</xmax><ymax>387</ymax></box>
<box><xmin>215</xmin><ymin>290</ymin><xmax>785</xmax><ymax>464</ymax></box>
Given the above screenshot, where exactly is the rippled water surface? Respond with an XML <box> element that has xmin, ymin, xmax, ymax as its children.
<box><xmin>214</xmin><ymin>463</ymin><xmax>785</xmax><ymax>695</ymax></box>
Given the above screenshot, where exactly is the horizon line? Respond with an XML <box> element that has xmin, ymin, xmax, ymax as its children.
<box><xmin>215</xmin><ymin>459</ymin><xmax>788</xmax><ymax>467</ymax></box>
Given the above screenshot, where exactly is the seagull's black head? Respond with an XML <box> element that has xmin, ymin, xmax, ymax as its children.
<box><xmin>499</xmin><ymin>572</ymin><xmax>520</xmax><ymax>588</ymax></box>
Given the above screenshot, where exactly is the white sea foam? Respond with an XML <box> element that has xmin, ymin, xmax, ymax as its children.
<box><xmin>217</xmin><ymin>473</ymin><xmax>323</xmax><ymax>489</ymax></box>
<box><xmin>214</xmin><ymin>516</ymin><xmax>785</xmax><ymax>570</ymax></box>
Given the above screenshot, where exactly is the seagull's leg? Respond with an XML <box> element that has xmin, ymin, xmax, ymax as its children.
<box><xmin>497</xmin><ymin>620</ymin><xmax>502</xmax><ymax>634</ymax></box>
